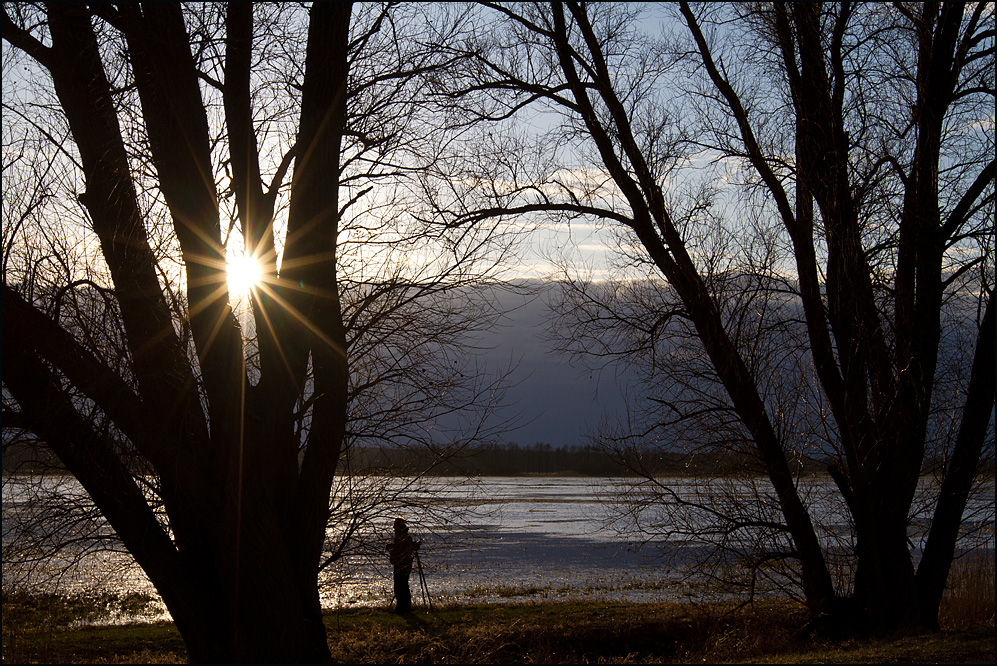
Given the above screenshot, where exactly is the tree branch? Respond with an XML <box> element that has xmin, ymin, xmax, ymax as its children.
<box><xmin>1</xmin><ymin>7</ymin><xmax>55</xmax><ymax>70</ymax></box>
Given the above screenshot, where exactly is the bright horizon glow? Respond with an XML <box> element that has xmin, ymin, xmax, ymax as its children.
<box><xmin>227</xmin><ymin>251</ymin><xmax>263</xmax><ymax>298</ymax></box>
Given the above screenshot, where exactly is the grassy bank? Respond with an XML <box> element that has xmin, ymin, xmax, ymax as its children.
<box><xmin>3</xmin><ymin>595</ymin><xmax>993</xmax><ymax>664</ymax></box>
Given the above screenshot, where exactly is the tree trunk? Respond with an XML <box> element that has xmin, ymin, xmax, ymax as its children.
<box><xmin>173</xmin><ymin>587</ymin><xmax>329</xmax><ymax>664</ymax></box>
<box><xmin>916</xmin><ymin>293</ymin><xmax>996</xmax><ymax>627</ymax></box>
<box><xmin>852</xmin><ymin>498</ymin><xmax>921</xmax><ymax>632</ymax></box>
<box><xmin>554</xmin><ymin>1</ymin><xmax>838</xmax><ymax>617</ymax></box>
<box><xmin>2</xmin><ymin>4</ymin><xmax>348</xmax><ymax>661</ymax></box>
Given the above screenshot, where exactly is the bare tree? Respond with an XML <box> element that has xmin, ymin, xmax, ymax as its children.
<box><xmin>2</xmin><ymin>2</ymin><xmax>513</xmax><ymax>661</ymax></box>
<box><xmin>429</xmin><ymin>1</ymin><xmax>993</xmax><ymax>634</ymax></box>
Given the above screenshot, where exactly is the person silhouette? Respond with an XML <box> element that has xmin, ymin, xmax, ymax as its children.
<box><xmin>387</xmin><ymin>517</ymin><xmax>420</xmax><ymax>613</ymax></box>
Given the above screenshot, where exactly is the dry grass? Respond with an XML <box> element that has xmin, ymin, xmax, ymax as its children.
<box><xmin>938</xmin><ymin>544</ymin><xmax>995</xmax><ymax>632</ymax></box>
<box><xmin>3</xmin><ymin>591</ymin><xmax>994</xmax><ymax>663</ymax></box>
<box><xmin>325</xmin><ymin>600</ymin><xmax>806</xmax><ymax>663</ymax></box>
<box><xmin>324</xmin><ymin>599</ymin><xmax>994</xmax><ymax>664</ymax></box>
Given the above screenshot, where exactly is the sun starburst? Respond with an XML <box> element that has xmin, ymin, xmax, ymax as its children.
<box><xmin>227</xmin><ymin>251</ymin><xmax>263</xmax><ymax>298</ymax></box>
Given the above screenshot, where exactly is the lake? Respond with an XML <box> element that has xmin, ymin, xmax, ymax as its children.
<box><xmin>319</xmin><ymin>477</ymin><xmax>681</xmax><ymax>610</ymax></box>
<box><xmin>3</xmin><ymin>475</ymin><xmax>993</xmax><ymax>623</ymax></box>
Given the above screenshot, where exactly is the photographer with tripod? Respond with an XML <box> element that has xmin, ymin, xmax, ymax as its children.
<box><xmin>387</xmin><ymin>517</ymin><xmax>424</xmax><ymax>613</ymax></box>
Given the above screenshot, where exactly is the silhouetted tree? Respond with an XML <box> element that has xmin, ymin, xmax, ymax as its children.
<box><xmin>2</xmin><ymin>3</ymin><xmax>510</xmax><ymax>661</ymax></box>
<box><xmin>430</xmin><ymin>1</ymin><xmax>993</xmax><ymax>634</ymax></box>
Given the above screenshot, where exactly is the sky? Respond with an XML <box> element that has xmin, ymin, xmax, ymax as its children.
<box><xmin>0</xmin><ymin>6</ymin><xmax>640</xmax><ymax>458</ymax></box>
<box><xmin>6</xmin><ymin>3</ymin><xmax>989</xmax><ymax>455</ymax></box>
<box><xmin>0</xmin><ymin>3</ymin><xmax>747</xmax><ymax>457</ymax></box>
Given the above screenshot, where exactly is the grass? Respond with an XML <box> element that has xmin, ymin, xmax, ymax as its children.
<box><xmin>3</xmin><ymin>592</ymin><xmax>993</xmax><ymax>664</ymax></box>
<box><xmin>3</xmin><ymin>551</ymin><xmax>993</xmax><ymax>664</ymax></box>
<box><xmin>1</xmin><ymin>591</ymin><xmax>182</xmax><ymax>664</ymax></box>
<box><xmin>0</xmin><ymin>590</ymin><xmax>160</xmax><ymax>627</ymax></box>
<box><xmin>324</xmin><ymin>600</ymin><xmax>807</xmax><ymax>663</ymax></box>
<box><xmin>938</xmin><ymin>543</ymin><xmax>995</xmax><ymax>631</ymax></box>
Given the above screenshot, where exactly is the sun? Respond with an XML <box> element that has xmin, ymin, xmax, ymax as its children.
<box><xmin>227</xmin><ymin>251</ymin><xmax>263</xmax><ymax>298</ymax></box>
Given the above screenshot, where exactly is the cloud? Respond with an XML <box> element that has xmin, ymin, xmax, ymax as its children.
<box><xmin>574</xmin><ymin>243</ymin><xmax>612</xmax><ymax>253</ymax></box>
<box><xmin>954</xmin><ymin>114</ymin><xmax>995</xmax><ymax>134</ymax></box>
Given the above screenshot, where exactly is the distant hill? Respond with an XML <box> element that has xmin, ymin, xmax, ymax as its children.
<box><xmin>469</xmin><ymin>281</ymin><xmax>636</xmax><ymax>449</ymax></box>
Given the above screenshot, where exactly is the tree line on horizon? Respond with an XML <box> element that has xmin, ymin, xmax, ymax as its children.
<box><xmin>10</xmin><ymin>434</ymin><xmax>992</xmax><ymax>478</ymax></box>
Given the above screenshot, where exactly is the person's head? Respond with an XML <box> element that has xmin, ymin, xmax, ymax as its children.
<box><xmin>393</xmin><ymin>517</ymin><xmax>407</xmax><ymax>534</ymax></box>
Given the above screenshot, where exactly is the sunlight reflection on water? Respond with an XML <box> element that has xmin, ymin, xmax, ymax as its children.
<box><xmin>3</xmin><ymin>477</ymin><xmax>681</xmax><ymax>622</ymax></box>
<box><xmin>316</xmin><ymin>477</ymin><xmax>683</xmax><ymax>612</ymax></box>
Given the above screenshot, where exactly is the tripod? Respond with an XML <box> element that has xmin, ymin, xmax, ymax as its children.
<box><xmin>414</xmin><ymin>551</ymin><xmax>433</xmax><ymax>611</ymax></box>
